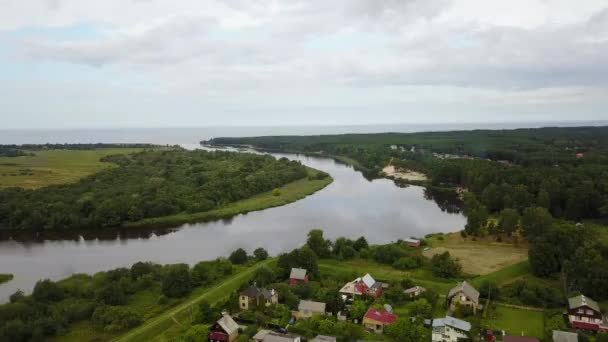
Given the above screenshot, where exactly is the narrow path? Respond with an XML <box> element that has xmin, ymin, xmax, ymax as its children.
<box><xmin>113</xmin><ymin>259</ymin><xmax>273</xmax><ymax>342</ymax></box>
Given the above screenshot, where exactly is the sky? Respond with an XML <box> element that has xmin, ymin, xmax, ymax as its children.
<box><xmin>0</xmin><ymin>0</ymin><xmax>607</xmax><ymax>129</ymax></box>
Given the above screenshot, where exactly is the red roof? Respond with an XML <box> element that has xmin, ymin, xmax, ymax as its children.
<box><xmin>363</xmin><ymin>308</ymin><xmax>397</xmax><ymax>324</ymax></box>
<box><xmin>572</xmin><ymin>321</ymin><xmax>600</xmax><ymax>331</ymax></box>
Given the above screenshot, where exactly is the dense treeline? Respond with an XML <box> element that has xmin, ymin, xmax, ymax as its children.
<box><xmin>0</xmin><ymin>256</ymin><xmax>242</xmax><ymax>341</ymax></box>
<box><xmin>207</xmin><ymin>126</ymin><xmax>608</xmax><ymax>168</ymax></box>
<box><xmin>0</xmin><ymin>146</ymin><xmax>33</xmax><ymax>157</ymax></box>
<box><xmin>0</xmin><ymin>150</ymin><xmax>308</xmax><ymax>231</ymax></box>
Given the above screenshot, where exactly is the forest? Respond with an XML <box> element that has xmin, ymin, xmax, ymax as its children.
<box><xmin>0</xmin><ymin>149</ymin><xmax>310</xmax><ymax>231</ymax></box>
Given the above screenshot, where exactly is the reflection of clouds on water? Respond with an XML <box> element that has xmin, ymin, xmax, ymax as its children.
<box><xmin>0</xmin><ymin>151</ymin><xmax>465</xmax><ymax>302</ymax></box>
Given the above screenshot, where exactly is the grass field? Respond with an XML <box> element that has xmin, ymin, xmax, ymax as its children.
<box><xmin>0</xmin><ymin>148</ymin><xmax>146</xmax><ymax>189</ymax></box>
<box><xmin>482</xmin><ymin>305</ymin><xmax>545</xmax><ymax>338</ymax></box>
<box><xmin>0</xmin><ymin>274</ymin><xmax>13</xmax><ymax>285</ymax></box>
<box><xmin>424</xmin><ymin>233</ymin><xmax>529</xmax><ymax>275</ymax></box>
<box><xmin>126</xmin><ymin>167</ymin><xmax>333</xmax><ymax>229</ymax></box>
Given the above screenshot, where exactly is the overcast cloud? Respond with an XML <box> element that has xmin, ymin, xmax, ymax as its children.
<box><xmin>0</xmin><ymin>0</ymin><xmax>607</xmax><ymax>128</ymax></box>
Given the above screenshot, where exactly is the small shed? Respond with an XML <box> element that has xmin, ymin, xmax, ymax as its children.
<box><xmin>289</xmin><ymin>268</ymin><xmax>309</xmax><ymax>285</ymax></box>
<box><xmin>404</xmin><ymin>238</ymin><xmax>420</xmax><ymax>247</ymax></box>
<box><xmin>209</xmin><ymin>314</ymin><xmax>239</xmax><ymax>342</ymax></box>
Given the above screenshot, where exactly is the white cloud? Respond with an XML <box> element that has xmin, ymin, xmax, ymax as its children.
<box><xmin>0</xmin><ymin>0</ymin><xmax>607</xmax><ymax>128</ymax></box>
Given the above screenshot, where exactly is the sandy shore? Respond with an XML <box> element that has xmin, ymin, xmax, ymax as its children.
<box><xmin>382</xmin><ymin>165</ymin><xmax>428</xmax><ymax>181</ymax></box>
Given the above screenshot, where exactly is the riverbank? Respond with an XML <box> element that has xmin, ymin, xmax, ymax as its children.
<box><xmin>126</xmin><ymin>167</ymin><xmax>333</xmax><ymax>229</ymax></box>
<box><xmin>0</xmin><ymin>274</ymin><xmax>12</xmax><ymax>285</ymax></box>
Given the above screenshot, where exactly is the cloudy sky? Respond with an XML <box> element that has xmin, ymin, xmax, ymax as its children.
<box><xmin>1</xmin><ymin>0</ymin><xmax>607</xmax><ymax>129</ymax></box>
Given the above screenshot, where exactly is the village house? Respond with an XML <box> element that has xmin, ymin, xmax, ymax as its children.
<box><xmin>404</xmin><ymin>285</ymin><xmax>426</xmax><ymax>298</ymax></box>
<box><xmin>552</xmin><ymin>330</ymin><xmax>578</xmax><ymax>342</ymax></box>
<box><xmin>431</xmin><ymin>316</ymin><xmax>471</xmax><ymax>342</ymax></box>
<box><xmin>239</xmin><ymin>285</ymin><xmax>278</xmax><ymax>310</ymax></box>
<box><xmin>447</xmin><ymin>281</ymin><xmax>481</xmax><ymax>314</ymax></box>
<box><xmin>289</xmin><ymin>268</ymin><xmax>309</xmax><ymax>285</ymax></box>
<box><xmin>252</xmin><ymin>330</ymin><xmax>301</xmax><ymax>342</ymax></box>
<box><xmin>294</xmin><ymin>300</ymin><xmax>326</xmax><ymax>319</ymax></box>
<box><xmin>339</xmin><ymin>273</ymin><xmax>385</xmax><ymax>300</ymax></box>
<box><xmin>208</xmin><ymin>314</ymin><xmax>239</xmax><ymax>342</ymax></box>
<box><xmin>567</xmin><ymin>294</ymin><xmax>608</xmax><ymax>332</ymax></box>
<box><xmin>404</xmin><ymin>238</ymin><xmax>421</xmax><ymax>247</ymax></box>
<box><xmin>362</xmin><ymin>308</ymin><xmax>397</xmax><ymax>333</ymax></box>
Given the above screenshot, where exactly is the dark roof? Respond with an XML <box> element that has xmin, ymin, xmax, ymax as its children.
<box><xmin>448</xmin><ymin>281</ymin><xmax>480</xmax><ymax>303</ymax></box>
<box><xmin>568</xmin><ymin>294</ymin><xmax>601</xmax><ymax>312</ymax></box>
<box><xmin>240</xmin><ymin>285</ymin><xmax>275</xmax><ymax>300</ymax></box>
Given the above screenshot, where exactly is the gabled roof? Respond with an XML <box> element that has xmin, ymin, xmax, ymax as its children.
<box><xmin>363</xmin><ymin>308</ymin><xmax>397</xmax><ymax>324</ymax></box>
<box><xmin>552</xmin><ymin>330</ymin><xmax>578</xmax><ymax>342</ymax></box>
<box><xmin>447</xmin><ymin>281</ymin><xmax>480</xmax><ymax>304</ymax></box>
<box><xmin>362</xmin><ymin>273</ymin><xmax>376</xmax><ymax>288</ymax></box>
<box><xmin>290</xmin><ymin>268</ymin><xmax>307</xmax><ymax>280</ymax></box>
<box><xmin>404</xmin><ymin>286</ymin><xmax>426</xmax><ymax>294</ymax></box>
<box><xmin>253</xmin><ymin>330</ymin><xmax>301</xmax><ymax>342</ymax></box>
<box><xmin>404</xmin><ymin>238</ymin><xmax>420</xmax><ymax>243</ymax></box>
<box><xmin>432</xmin><ymin>316</ymin><xmax>471</xmax><ymax>332</ymax></box>
<box><xmin>240</xmin><ymin>285</ymin><xmax>275</xmax><ymax>300</ymax></box>
<box><xmin>568</xmin><ymin>294</ymin><xmax>601</xmax><ymax>313</ymax></box>
<box><xmin>298</xmin><ymin>300</ymin><xmax>326</xmax><ymax>313</ymax></box>
<box><xmin>216</xmin><ymin>314</ymin><xmax>239</xmax><ymax>335</ymax></box>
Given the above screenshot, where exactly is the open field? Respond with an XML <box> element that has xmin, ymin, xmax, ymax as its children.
<box><xmin>0</xmin><ymin>274</ymin><xmax>13</xmax><ymax>285</ymax></box>
<box><xmin>424</xmin><ymin>233</ymin><xmax>529</xmax><ymax>275</ymax></box>
<box><xmin>482</xmin><ymin>305</ymin><xmax>545</xmax><ymax>339</ymax></box>
<box><xmin>127</xmin><ymin>167</ymin><xmax>333</xmax><ymax>229</ymax></box>
<box><xmin>0</xmin><ymin>148</ymin><xmax>146</xmax><ymax>189</ymax></box>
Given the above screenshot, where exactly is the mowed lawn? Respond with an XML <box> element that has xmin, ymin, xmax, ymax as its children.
<box><xmin>483</xmin><ymin>305</ymin><xmax>545</xmax><ymax>339</ymax></box>
<box><xmin>0</xmin><ymin>148</ymin><xmax>145</xmax><ymax>189</ymax></box>
<box><xmin>424</xmin><ymin>233</ymin><xmax>529</xmax><ymax>275</ymax></box>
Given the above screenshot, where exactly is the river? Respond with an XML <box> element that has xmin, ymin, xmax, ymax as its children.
<box><xmin>0</xmin><ymin>127</ymin><xmax>473</xmax><ymax>302</ymax></box>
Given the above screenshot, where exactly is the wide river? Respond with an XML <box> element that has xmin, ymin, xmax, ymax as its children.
<box><xmin>0</xmin><ymin>130</ymin><xmax>468</xmax><ymax>302</ymax></box>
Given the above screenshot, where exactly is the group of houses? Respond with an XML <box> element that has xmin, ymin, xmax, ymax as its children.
<box><xmin>209</xmin><ymin>267</ymin><xmax>607</xmax><ymax>342</ymax></box>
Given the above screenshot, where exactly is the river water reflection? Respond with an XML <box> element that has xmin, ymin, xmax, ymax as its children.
<box><xmin>0</xmin><ymin>151</ymin><xmax>465</xmax><ymax>301</ymax></box>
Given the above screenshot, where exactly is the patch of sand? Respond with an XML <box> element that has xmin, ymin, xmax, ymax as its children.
<box><xmin>382</xmin><ymin>165</ymin><xmax>428</xmax><ymax>181</ymax></box>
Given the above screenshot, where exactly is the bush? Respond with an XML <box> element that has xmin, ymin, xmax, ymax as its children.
<box><xmin>91</xmin><ymin>306</ymin><xmax>143</xmax><ymax>332</ymax></box>
<box><xmin>130</xmin><ymin>261</ymin><xmax>156</xmax><ymax>279</ymax></box>
<box><xmin>430</xmin><ymin>252</ymin><xmax>461</xmax><ymax>278</ymax></box>
<box><xmin>32</xmin><ymin>279</ymin><xmax>64</xmax><ymax>303</ymax></box>
<box><xmin>272</xmin><ymin>188</ymin><xmax>281</xmax><ymax>196</ymax></box>
<box><xmin>229</xmin><ymin>248</ymin><xmax>249</xmax><ymax>265</ymax></box>
<box><xmin>393</xmin><ymin>256</ymin><xmax>423</xmax><ymax>270</ymax></box>
<box><xmin>181</xmin><ymin>324</ymin><xmax>209</xmax><ymax>342</ymax></box>
<box><xmin>96</xmin><ymin>282</ymin><xmax>127</xmax><ymax>306</ymax></box>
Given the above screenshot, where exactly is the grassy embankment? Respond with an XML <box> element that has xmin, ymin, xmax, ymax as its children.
<box><xmin>0</xmin><ymin>148</ymin><xmax>146</xmax><ymax>189</ymax></box>
<box><xmin>0</xmin><ymin>274</ymin><xmax>13</xmax><ymax>285</ymax></box>
<box><xmin>54</xmin><ymin>259</ymin><xmax>274</xmax><ymax>342</ymax></box>
<box><xmin>126</xmin><ymin>167</ymin><xmax>333</xmax><ymax>229</ymax></box>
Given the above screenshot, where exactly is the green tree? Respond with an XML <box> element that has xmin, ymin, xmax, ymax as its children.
<box><xmin>306</xmin><ymin>229</ymin><xmax>331</xmax><ymax>257</ymax></box>
<box><xmin>349</xmin><ymin>300</ymin><xmax>368</xmax><ymax>322</ymax></box>
<box><xmin>430</xmin><ymin>252</ymin><xmax>461</xmax><ymax>278</ymax></box>
<box><xmin>252</xmin><ymin>266</ymin><xmax>275</xmax><ymax>287</ymax></box>
<box><xmin>537</xmin><ymin>188</ymin><xmax>551</xmax><ymax>209</ymax></box>
<box><xmin>180</xmin><ymin>324</ymin><xmax>209</xmax><ymax>342</ymax></box>
<box><xmin>384</xmin><ymin>318</ymin><xmax>430</xmax><ymax>341</ymax></box>
<box><xmin>521</xmin><ymin>207</ymin><xmax>553</xmax><ymax>239</ymax></box>
<box><xmin>353</xmin><ymin>236</ymin><xmax>368</xmax><ymax>251</ymax></box>
<box><xmin>465</xmin><ymin>206</ymin><xmax>488</xmax><ymax>236</ymax></box>
<box><xmin>96</xmin><ymin>282</ymin><xmax>127</xmax><ymax>306</ymax></box>
<box><xmin>406</xmin><ymin>298</ymin><xmax>432</xmax><ymax>318</ymax></box>
<box><xmin>498</xmin><ymin>208</ymin><xmax>520</xmax><ymax>235</ymax></box>
<box><xmin>253</xmin><ymin>247</ymin><xmax>268</xmax><ymax>261</ymax></box>
<box><xmin>481</xmin><ymin>183</ymin><xmax>502</xmax><ymax>212</ymax></box>
<box><xmin>229</xmin><ymin>248</ymin><xmax>248</xmax><ymax>264</ymax></box>
<box><xmin>32</xmin><ymin>279</ymin><xmax>64</xmax><ymax>303</ymax></box>
<box><xmin>161</xmin><ymin>264</ymin><xmax>192</xmax><ymax>298</ymax></box>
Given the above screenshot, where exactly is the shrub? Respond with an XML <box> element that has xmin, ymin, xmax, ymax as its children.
<box><xmin>430</xmin><ymin>252</ymin><xmax>461</xmax><ymax>278</ymax></box>
<box><xmin>32</xmin><ymin>279</ymin><xmax>64</xmax><ymax>303</ymax></box>
<box><xmin>161</xmin><ymin>264</ymin><xmax>193</xmax><ymax>298</ymax></box>
<box><xmin>272</xmin><ymin>188</ymin><xmax>281</xmax><ymax>196</ymax></box>
<box><xmin>91</xmin><ymin>306</ymin><xmax>143</xmax><ymax>332</ymax></box>
<box><xmin>393</xmin><ymin>256</ymin><xmax>423</xmax><ymax>270</ymax></box>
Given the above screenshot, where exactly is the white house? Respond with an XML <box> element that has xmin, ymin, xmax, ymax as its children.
<box><xmin>432</xmin><ymin>316</ymin><xmax>471</xmax><ymax>342</ymax></box>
